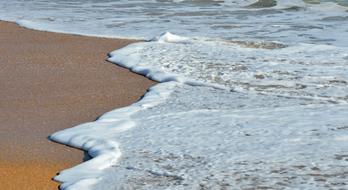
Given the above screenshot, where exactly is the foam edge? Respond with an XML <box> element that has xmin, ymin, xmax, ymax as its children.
<box><xmin>49</xmin><ymin>81</ymin><xmax>178</xmax><ymax>190</ymax></box>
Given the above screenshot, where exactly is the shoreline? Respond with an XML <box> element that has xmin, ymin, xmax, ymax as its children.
<box><xmin>0</xmin><ymin>21</ymin><xmax>155</xmax><ymax>189</ymax></box>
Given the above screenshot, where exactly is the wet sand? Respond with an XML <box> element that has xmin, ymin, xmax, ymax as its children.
<box><xmin>0</xmin><ymin>21</ymin><xmax>155</xmax><ymax>189</ymax></box>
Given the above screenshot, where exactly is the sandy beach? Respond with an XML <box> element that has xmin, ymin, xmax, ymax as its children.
<box><xmin>0</xmin><ymin>21</ymin><xmax>155</xmax><ymax>189</ymax></box>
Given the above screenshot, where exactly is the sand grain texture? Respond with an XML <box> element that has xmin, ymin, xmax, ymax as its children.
<box><xmin>0</xmin><ymin>21</ymin><xmax>155</xmax><ymax>189</ymax></box>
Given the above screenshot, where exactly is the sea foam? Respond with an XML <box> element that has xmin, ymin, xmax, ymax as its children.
<box><xmin>53</xmin><ymin>30</ymin><xmax>348</xmax><ymax>189</ymax></box>
<box><xmin>50</xmin><ymin>82</ymin><xmax>178</xmax><ymax>189</ymax></box>
<box><xmin>1</xmin><ymin>0</ymin><xmax>347</xmax><ymax>189</ymax></box>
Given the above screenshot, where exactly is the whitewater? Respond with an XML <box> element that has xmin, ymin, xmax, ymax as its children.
<box><xmin>1</xmin><ymin>0</ymin><xmax>347</xmax><ymax>189</ymax></box>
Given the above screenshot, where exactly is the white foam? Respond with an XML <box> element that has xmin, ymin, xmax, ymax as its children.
<box><xmin>94</xmin><ymin>84</ymin><xmax>348</xmax><ymax>189</ymax></box>
<box><xmin>108</xmin><ymin>37</ymin><xmax>227</xmax><ymax>90</ymax></box>
<box><xmin>50</xmin><ymin>82</ymin><xmax>178</xmax><ymax>190</ymax></box>
<box><xmin>102</xmin><ymin>32</ymin><xmax>348</xmax><ymax>189</ymax></box>
<box><xmin>1</xmin><ymin>0</ymin><xmax>347</xmax><ymax>189</ymax></box>
<box><xmin>154</xmin><ymin>32</ymin><xmax>190</xmax><ymax>43</ymax></box>
<box><xmin>109</xmin><ymin>34</ymin><xmax>348</xmax><ymax>103</ymax></box>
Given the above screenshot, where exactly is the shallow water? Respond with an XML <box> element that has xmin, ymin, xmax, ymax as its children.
<box><xmin>1</xmin><ymin>0</ymin><xmax>347</xmax><ymax>189</ymax></box>
<box><xmin>97</xmin><ymin>85</ymin><xmax>348</xmax><ymax>189</ymax></box>
<box><xmin>0</xmin><ymin>0</ymin><xmax>347</xmax><ymax>45</ymax></box>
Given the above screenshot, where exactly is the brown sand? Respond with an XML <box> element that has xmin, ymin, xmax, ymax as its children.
<box><xmin>0</xmin><ymin>21</ymin><xmax>155</xmax><ymax>189</ymax></box>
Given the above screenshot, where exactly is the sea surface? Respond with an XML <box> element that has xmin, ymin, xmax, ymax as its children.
<box><xmin>1</xmin><ymin>0</ymin><xmax>347</xmax><ymax>189</ymax></box>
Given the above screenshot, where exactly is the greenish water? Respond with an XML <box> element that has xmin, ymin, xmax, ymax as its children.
<box><xmin>247</xmin><ymin>0</ymin><xmax>277</xmax><ymax>8</ymax></box>
<box><xmin>304</xmin><ymin>0</ymin><xmax>348</xmax><ymax>6</ymax></box>
<box><xmin>249</xmin><ymin>0</ymin><xmax>348</xmax><ymax>8</ymax></box>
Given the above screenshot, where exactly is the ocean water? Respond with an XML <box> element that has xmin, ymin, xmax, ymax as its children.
<box><xmin>1</xmin><ymin>0</ymin><xmax>347</xmax><ymax>189</ymax></box>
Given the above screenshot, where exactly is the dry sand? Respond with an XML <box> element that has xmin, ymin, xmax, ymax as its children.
<box><xmin>0</xmin><ymin>21</ymin><xmax>155</xmax><ymax>189</ymax></box>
